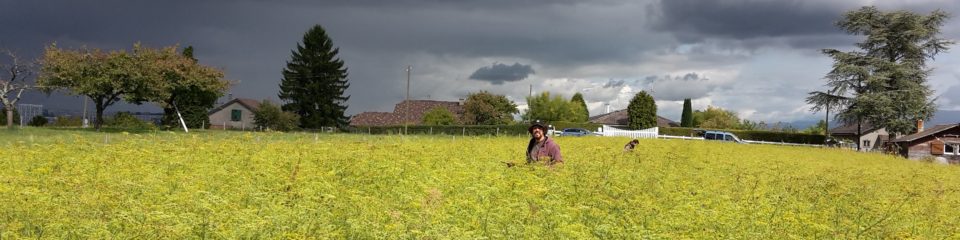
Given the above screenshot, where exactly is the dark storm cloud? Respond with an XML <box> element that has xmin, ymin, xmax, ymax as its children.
<box><xmin>650</xmin><ymin>0</ymin><xmax>854</xmax><ymax>47</ymax></box>
<box><xmin>469</xmin><ymin>63</ymin><xmax>535</xmax><ymax>84</ymax></box>
<box><xmin>4</xmin><ymin>0</ymin><xmax>959</xmax><ymax>117</ymax></box>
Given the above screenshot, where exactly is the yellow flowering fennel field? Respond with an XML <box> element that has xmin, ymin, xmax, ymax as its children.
<box><xmin>1</xmin><ymin>128</ymin><xmax>960</xmax><ymax>239</ymax></box>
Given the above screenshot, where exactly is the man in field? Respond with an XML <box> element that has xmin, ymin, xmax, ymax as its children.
<box><xmin>526</xmin><ymin>122</ymin><xmax>563</xmax><ymax>165</ymax></box>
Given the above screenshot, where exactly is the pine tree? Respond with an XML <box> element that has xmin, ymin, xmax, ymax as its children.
<box><xmin>807</xmin><ymin>6</ymin><xmax>952</xmax><ymax>139</ymax></box>
<box><xmin>680</xmin><ymin>98</ymin><xmax>693</xmax><ymax>127</ymax></box>
<box><xmin>279</xmin><ymin>25</ymin><xmax>350</xmax><ymax>129</ymax></box>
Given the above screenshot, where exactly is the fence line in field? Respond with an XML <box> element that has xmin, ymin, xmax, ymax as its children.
<box><xmin>599</xmin><ymin>125</ymin><xmax>659</xmax><ymax>139</ymax></box>
<box><xmin>655</xmin><ymin>134</ymin><xmax>823</xmax><ymax>148</ymax></box>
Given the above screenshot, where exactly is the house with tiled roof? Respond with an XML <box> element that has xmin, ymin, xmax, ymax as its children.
<box><xmin>208</xmin><ymin>98</ymin><xmax>261</xmax><ymax>130</ymax></box>
<box><xmin>828</xmin><ymin>123</ymin><xmax>889</xmax><ymax>152</ymax></box>
<box><xmin>588</xmin><ymin>109</ymin><xmax>679</xmax><ymax>128</ymax></box>
<box><xmin>350</xmin><ymin>100</ymin><xmax>465</xmax><ymax>126</ymax></box>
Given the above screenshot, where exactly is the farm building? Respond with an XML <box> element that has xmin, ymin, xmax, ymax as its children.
<box><xmin>350</xmin><ymin>100</ymin><xmax>465</xmax><ymax>126</ymax></box>
<box><xmin>208</xmin><ymin>98</ymin><xmax>261</xmax><ymax>130</ymax></box>
<box><xmin>828</xmin><ymin>123</ymin><xmax>889</xmax><ymax>152</ymax></box>
<box><xmin>588</xmin><ymin>109</ymin><xmax>679</xmax><ymax>128</ymax></box>
<box><xmin>891</xmin><ymin>123</ymin><xmax>960</xmax><ymax>163</ymax></box>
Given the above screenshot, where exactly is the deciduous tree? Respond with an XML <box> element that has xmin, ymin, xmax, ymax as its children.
<box><xmin>422</xmin><ymin>106</ymin><xmax>457</xmax><ymax>125</ymax></box>
<box><xmin>0</xmin><ymin>50</ymin><xmax>33</xmax><ymax>129</ymax></box>
<box><xmin>693</xmin><ymin>106</ymin><xmax>740</xmax><ymax>130</ymax></box>
<box><xmin>38</xmin><ymin>44</ymin><xmax>151</xmax><ymax>130</ymax></box>
<box><xmin>152</xmin><ymin>46</ymin><xmax>229</xmax><ymax>129</ymax></box>
<box><xmin>253</xmin><ymin>100</ymin><xmax>300</xmax><ymax>132</ymax></box>
<box><xmin>627</xmin><ymin>91</ymin><xmax>657</xmax><ymax>129</ymax></box>
<box><xmin>570</xmin><ymin>92</ymin><xmax>589</xmax><ymax>122</ymax></box>
<box><xmin>463</xmin><ymin>91</ymin><xmax>517</xmax><ymax>125</ymax></box>
<box><xmin>524</xmin><ymin>92</ymin><xmax>584</xmax><ymax>123</ymax></box>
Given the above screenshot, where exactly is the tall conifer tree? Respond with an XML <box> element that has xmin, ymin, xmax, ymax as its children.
<box><xmin>681</xmin><ymin>98</ymin><xmax>693</xmax><ymax>127</ymax></box>
<box><xmin>807</xmin><ymin>7</ymin><xmax>952</xmax><ymax>139</ymax></box>
<box><xmin>279</xmin><ymin>25</ymin><xmax>350</xmax><ymax>129</ymax></box>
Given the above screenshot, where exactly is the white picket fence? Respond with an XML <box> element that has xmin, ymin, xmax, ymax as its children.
<box><xmin>599</xmin><ymin>125</ymin><xmax>659</xmax><ymax>139</ymax></box>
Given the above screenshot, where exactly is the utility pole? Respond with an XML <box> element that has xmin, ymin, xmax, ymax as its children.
<box><xmin>82</xmin><ymin>96</ymin><xmax>88</xmax><ymax>128</ymax></box>
<box><xmin>404</xmin><ymin>65</ymin><xmax>411</xmax><ymax>135</ymax></box>
<box><xmin>406</xmin><ymin>65</ymin><xmax>412</xmax><ymax>102</ymax></box>
<box><xmin>529</xmin><ymin>84</ymin><xmax>532</xmax><ymax>97</ymax></box>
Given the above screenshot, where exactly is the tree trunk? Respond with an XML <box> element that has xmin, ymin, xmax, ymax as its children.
<box><xmin>5</xmin><ymin>108</ymin><xmax>12</xmax><ymax>129</ymax></box>
<box><xmin>856</xmin><ymin>118</ymin><xmax>862</xmax><ymax>151</ymax></box>
<box><xmin>95</xmin><ymin>100</ymin><xmax>106</xmax><ymax>131</ymax></box>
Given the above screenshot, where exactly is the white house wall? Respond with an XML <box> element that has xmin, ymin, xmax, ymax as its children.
<box><xmin>859</xmin><ymin>128</ymin><xmax>889</xmax><ymax>151</ymax></box>
<box><xmin>208</xmin><ymin>102</ymin><xmax>256</xmax><ymax>130</ymax></box>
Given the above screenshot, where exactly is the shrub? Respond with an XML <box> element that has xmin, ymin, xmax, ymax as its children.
<box><xmin>28</xmin><ymin>116</ymin><xmax>48</xmax><ymax>127</ymax></box>
<box><xmin>422</xmin><ymin>107</ymin><xmax>457</xmax><ymax>125</ymax></box>
<box><xmin>106</xmin><ymin>112</ymin><xmax>157</xmax><ymax>130</ymax></box>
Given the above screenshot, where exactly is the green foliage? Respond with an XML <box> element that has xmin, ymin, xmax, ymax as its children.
<box><xmin>463</xmin><ymin>91</ymin><xmax>518</xmax><ymax>125</ymax></box>
<box><xmin>354</xmin><ymin>122</ymin><xmax>602</xmax><ymax>135</ymax></box>
<box><xmin>279</xmin><ymin>24</ymin><xmax>351</xmax><ymax>129</ymax></box>
<box><xmin>27</xmin><ymin>115</ymin><xmax>47</xmax><ymax>127</ymax></box>
<box><xmin>803</xmin><ymin>120</ymin><xmax>828</xmax><ymax>135</ymax></box>
<box><xmin>105</xmin><ymin>112</ymin><xmax>156</xmax><ymax>131</ymax></box>
<box><xmin>524</xmin><ymin>92</ymin><xmax>585</xmax><ymax>123</ymax></box>
<box><xmin>808</xmin><ymin>6</ymin><xmax>953</xmax><ymax>136</ymax></box>
<box><xmin>2</xmin><ymin>130</ymin><xmax>958</xmax><ymax>238</ymax></box>
<box><xmin>570</xmin><ymin>93</ymin><xmax>589</xmax><ymax>122</ymax></box>
<box><xmin>693</xmin><ymin>106</ymin><xmax>740</xmax><ymax>129</ymax></box>
<box><xmin>422</xmin><ymin>107</ymin><xmax>457</xmax><ymax>125</ymax></box>
<box><xmin>51</xmin><ymin>116</ymin><xmax>82</xmax><ymax>127</ymax></box>
<box><xmin>627</xmin><ymin>91</ymin><xmax>656</xmax><ymax>129</ymax></box>
<box><xmin>253</xmin><ymin>100</ymin><xmax>300</xmax><ymax>132</ymax></box>
<box><xmin>158</xmin><ymin>46</ymin><xmax>229</xmax><ymax>129</ymax></box>
<box><xmin>681</xmin><ymin>98</ymin><xmax>693</xmax><ymax>127</ymax></box>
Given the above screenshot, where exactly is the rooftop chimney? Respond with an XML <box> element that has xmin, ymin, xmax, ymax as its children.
<box><xmin>917</xmin><ymin>119</ymin><xmax>924</xmax><ymax>133</ymax></box>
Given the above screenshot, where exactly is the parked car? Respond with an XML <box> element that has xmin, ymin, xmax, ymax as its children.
<box><xmin>559</xmin><ymin>128</ymin><xmax>592</xmax><ymax>137</ymax></box>
<box><xmin>696</xmin><ymin>130</ymin><xmax>743</xmax><ymax>143</ymax></box>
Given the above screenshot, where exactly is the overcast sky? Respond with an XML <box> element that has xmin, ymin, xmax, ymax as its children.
<box><xmin>3</xmin><ymin>0</ymin><xmax>959</xmax><ymax>124</ymax></box>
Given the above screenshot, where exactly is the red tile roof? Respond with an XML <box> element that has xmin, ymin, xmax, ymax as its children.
<box><xmin>350</xmin><ymin>100</ymin><xmax>464</xmax><ymax>126</ymax></box>
<box><xmin>588</xmin><ymin>109</ymin><xmax>678</xmax><ymax>128</ymax></box>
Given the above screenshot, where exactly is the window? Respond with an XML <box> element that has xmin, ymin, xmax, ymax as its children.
<box><xmin>705</xmin><ymin>133</ymin><xmax>716</xmax><ymax>140</ymax></box>
<box><xmin>231</xmin><ymin>109</ymin><xmax>242</xmax><ymax>122</ymax></box>
<box><xmin>946</xmin><ymin>144</ymin><xmax>957</xmax><ymax>155</ymax></box>
<box><xmin>863</xmin><ymin>140</ymin><xmax>871</xmax><ymax>148</ymax></box>
<box><xmin>724</xmin><ymin>134</ymin><xmax>735</xmax><ymax>141</ymax></box>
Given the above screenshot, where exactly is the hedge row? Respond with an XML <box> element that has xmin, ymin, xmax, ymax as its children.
<box><xmin>660</xmin><ymin>127</ymin><xmax>826</xmax><ymax>144</ymax></box>
<box><xmin>347</xmin><ymin>125</ymin><xmax>530</xmax><ymax>136</ymax></box>
<box><xmin>347</xmin><ymin>122</ymin><xmax>603</xmax><ymax>136</ymax></box>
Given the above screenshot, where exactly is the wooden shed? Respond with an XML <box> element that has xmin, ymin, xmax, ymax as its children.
<box><xmin>891</xmin><ymin>123</ymin><xmax>960</xmax><ymax>163</ymax></box>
